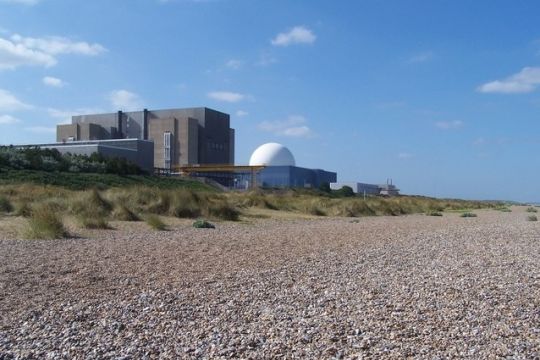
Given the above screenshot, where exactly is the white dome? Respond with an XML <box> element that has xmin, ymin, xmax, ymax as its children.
<box><xmin>249</xmin><ymin>143</ymin><xmax>296</xmax><ymax>167</ymax></box>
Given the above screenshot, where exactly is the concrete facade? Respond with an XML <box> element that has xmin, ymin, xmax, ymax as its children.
<box><xmin>57</xmin><ymin>107</ymin><xmax>234</xmax><ymax>169</ymax></box>
<box><xmin>22</xmin><ymin>139</ymin><xmax>154</xmax><ymax>172</ymax></box>
<box><xmin>258</xmin><ymin>166</ymin><xmax>337</xmax><ymax>188</ymax></box>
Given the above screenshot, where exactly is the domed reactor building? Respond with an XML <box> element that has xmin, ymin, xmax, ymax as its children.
<box><xmin>247</xmin><ymin>143</ymin><xmax>336</xmax><ymax>189</ymax></box>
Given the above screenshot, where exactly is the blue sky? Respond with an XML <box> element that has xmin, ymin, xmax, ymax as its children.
<box><xmin>0</xmin><ymin>0</ymin><xmax>539</xmax><ymax>202</ymax></box>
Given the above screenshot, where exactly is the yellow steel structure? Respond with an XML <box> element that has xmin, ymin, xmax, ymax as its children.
<box><xmin>173</xmin><ymin>164</ymin><xmax>266</xmax><ymax>188</ymax></box>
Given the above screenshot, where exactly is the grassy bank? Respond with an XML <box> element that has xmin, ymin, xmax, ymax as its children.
<box><xmin>0</xmin><ymin>169</ymin><xmax>214</xmax><ymax>191</ymax></box>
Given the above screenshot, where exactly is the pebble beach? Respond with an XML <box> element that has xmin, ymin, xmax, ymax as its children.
<box><xmin>1</xmin><ymin>207</ymin><xmax>540</xmax><ymax>358</ymax></box>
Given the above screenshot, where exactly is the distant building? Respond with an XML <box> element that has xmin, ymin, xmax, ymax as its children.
<box><xmin>331</xmin><ymin>180</ymin><xmax>400</xmax><ymax>196</ymax></box>
<box><xmin>248</xmin><ymin>143</ymin><xmax>336</xmax><ymax>188</ymax></box>
<box><xmin>57</xmin><ymin>107</ymin><xmax>235</xmax><ymax>169</ymax></box>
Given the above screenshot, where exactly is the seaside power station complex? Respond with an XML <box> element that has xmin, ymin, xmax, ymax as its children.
<box><xmin>29</xmin><ymin>106</ymin><xmax>396</xmax><ymax>194</ymax></box>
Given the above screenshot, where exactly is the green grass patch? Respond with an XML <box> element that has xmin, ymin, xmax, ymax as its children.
<box><xmin>526</xmin><ymin>207</ymin><xmax>538</xmax><ymax>213</ymax></box>
<box><xmin>460</xmin><ymin>212</ymin><xmax>477</xmax><ymax>218</ymax></box>
<box><xmin>426</xmin><ymin>211</ymin><xmax>443</xmax><ymax>216</ymax></box>
<box><xmin>193</xmin><ymin>219</ymin><xmax>215</xmax><ymax>229</ymax></box>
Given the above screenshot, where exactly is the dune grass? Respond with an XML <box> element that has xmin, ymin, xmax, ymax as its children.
<box><xmin>0</xmin><ymin>196</ymin><xmax>13</xmax><ymax>213</ymax></box>
<box><xmin>78</xmin><ymin>216</ymin><xmax>111</xmax><ymax>229</ymax></box>
<box><xmin>112</xmin><ymin>204</ymin><xmax>141</xmax><ymax>221</ymax></box>
<box><xmin>1</xmin><ymin>182</ymin><xmax>503</xmax><ymax>237</ymax></box>
<box><xmin>24</xmin><ymin>203</ymin><xmax>67</xmax><ymax>239</ymax></box>
<box><xmin>145</xmin><ymin>214</ymin><xmax>167</xmax><ymax>230</ymax></box>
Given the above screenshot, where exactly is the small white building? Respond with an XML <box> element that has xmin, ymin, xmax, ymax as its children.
<box><xmin>331</xmin><ymin>181</ymin><xmax>400</xmax><ymax>196</ymax></box>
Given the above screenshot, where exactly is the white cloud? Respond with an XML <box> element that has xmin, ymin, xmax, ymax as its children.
<box><xmin>477</xmin><ymin>67</ymin><xmax>540</xmax><ymax>94</ymax></box>
<box><xmin>225</xmin><ymin>59</ymin><xmax>243</xmax><ymax>69</ymax></box>
<box><xmin>0</xmin><ymin>0</ymin><xmax>39</xmax><ymax>5</ymax></box>
<box><xmin>435</xmin><ymin>120</ymin><xmax>463</xmax><ymax>130</ymax></box>
<box><xmin>207</xmin><ymin>91</ymin><xmax>246</xmax><ymax>103</ymax></box>
<box><xmin>0</xmin><ymin>89</ymin><xmax>31</xmax><ymax>111</ymax></box>
<box><xmin>408</xmin><ymin>51</ymin><xmax>433</xmax><ymax>64</ymax></box>
<box><xmin>109</xmin><ymin>90</ymin><xmax>144</xmax><ymax>111</ymax></box>
<box><xmin>11</xmin><ymin>34</ymin><xmax>106</xmax><ymax>56</ymax></box>
<box><xmin>42</xmin><ymin>76</ymin><xmax>65</xmax><ymax>87</ymax></box>
<box><xmin>0</xmin><ymin>33</ymin><xmax>106</xmax><ymax>70</ymax></box>
<box><xmin>235</xmin><ymin>110</ymin><xmax>248</xmax><ymax>117</ymax></box>
<box><xmin>258</xmin><ymin>115</ymin><xmax>314</xmax><ymax>138</ymax></box>
<box><xmin>271</xmin><ymin>26</ymin><xmax>316</xmax><ymax>46</ymax></box>
<box><xmin>0</xmin><ymin>114</ymin><xmax>21</xmax><ymax>124</ymax></box>
<box><xmin>24</xmin><ymin>126</ymin><xmax>55</xmax><ymax>133</ymax></box>
<box><xmin>0</xmin><ymin>38</ymin><xmax>56</xmax><ymax>70</ymax></box>
<box><xmin>398</xmin><ymin>152</ymin><xmax>413</xmax><ymax>159</ymax></box>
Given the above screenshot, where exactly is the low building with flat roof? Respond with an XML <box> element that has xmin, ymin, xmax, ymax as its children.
<box><xmin>19</xmin><ymin>139</ymin><xmax>154</xmax><ymax>172</ymax></box>
<box><xmin>331</xmin><ymin>181</ymin><xmax>400</xmax><ymax>196</ymax></box>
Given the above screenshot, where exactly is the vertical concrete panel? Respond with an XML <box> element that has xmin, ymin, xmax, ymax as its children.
<box><xmin>56</xmin><ymin>124</ymin><xmax>79</xmax><ymax>142</ymax></box>
<box><xmin>188</xmin><ymin>118</ymin><xmax>199</xmax><ymax>165</ymax></box>
<box><xmin>147</xmin><ymin>118</ymin><xmax>175</xmax><ymax>168</ymax></box>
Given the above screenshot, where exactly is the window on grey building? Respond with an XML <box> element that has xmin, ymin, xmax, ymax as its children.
<box><xmin>164</xmin><ymin>132</ymin><xmax>172</xmax><ymax>169</ymax></box>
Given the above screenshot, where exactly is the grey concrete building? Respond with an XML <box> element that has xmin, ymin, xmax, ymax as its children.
<box><xmin>18</xmin><ymin>139</ymin><xmax>154</xmax><ymax>172</ymax></box>
<box><xmin>57</xmin><ymin>107</ymin><xmax>235</xmax><ymax>169</ymax></box>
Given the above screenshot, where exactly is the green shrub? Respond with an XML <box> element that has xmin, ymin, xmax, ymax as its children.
<box><xmin>426</xmin><ymin>211</ymin><xmax>443</xmax><ymax>216</ymax></box>
<box><xmin>112</xmin><ymin>204</ymin><xmax>140</xmax><ymax>221</ymax></box>
<box><xmin>526</xmin><ymin>207</ymin><xmax>538</xmax><ymax>213</ymax></box>
<box><xmin>0</xmin><ymin>196</ymin><xmax>13</xmax><ymax>213</ymax></box>
<box><xmin>335</xmin><ymin>185</ymin><xmax>355</xmax><ymax>198</ymax></box>
<box><xmin>193</xmin><ymin>219</ymin><xmax>215</xmax><ymax>229</ymax></box>
<box><xmin>145</xmin><ymin>214</ymin><xmax>167</xmax><ymax>230</ymax></box>
<box><xmin>318</xmin><ymin>182</ymin><xmax>331</xmax><ymax>193</ymax></box>
<box><xmin>498</xmin><ymin>207</ymin><xmax>512</xmax><ymax>212</ymax></box>
<box><xmin>25</xmin><ymin>204</ymin><xmax>67</xmax><ymax>239</ymax></box>
<box><xmin>78</xmin><ymin>215</ymin><xmax>110</xmax><ymax>229</ymax></box>
<box><xmin>460</xmin><ymin>212</ymin><xmax>477</xmax><ymax>218</ymax></box>
<box><xmin>527</xmin><ymin>215</ymin><xmax>538</xmax><ymax>222</ymax></box>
